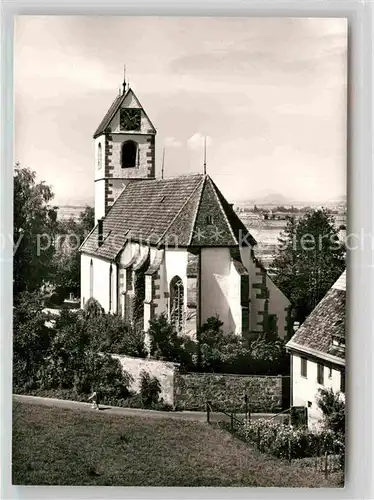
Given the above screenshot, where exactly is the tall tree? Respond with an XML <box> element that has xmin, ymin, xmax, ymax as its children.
<box><xmin>13</xmin><ymin>164</ymin><xmax>58</xmax><ymax>296</ymax></box>
<box><xmin>53</xmin><ymin>205</ymin><xmax>94</xmax><ymax>297</ymax></box>
<box><xmin>270</xmin><ymin>209</ymin><xmax>345</xmax><ymax>323</ymax></box>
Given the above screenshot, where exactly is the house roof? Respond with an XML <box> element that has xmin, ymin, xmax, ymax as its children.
<box><xmin>93</xmin><ymin>88</ymin><xmax>156</xmax><ymax>138</ymax></box>
<box><xmin>80</xmin><ymin>174</ymin><xmax>257</xmax><ymax>260</ymax></box>
<box><xmin>286</xmin><ymin>271</ymin><xmax>346</xmax><ymax>365</ymax></box>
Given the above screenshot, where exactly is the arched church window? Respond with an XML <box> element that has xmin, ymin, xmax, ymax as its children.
<box><xmin>121</xmin><ymin>140</ymin><xmax>138</xmax><ymax>169</ymax></box>
<box><xmin>109</xmin><ymin>264</ymin><xmax>113</xmax><ymax>311</ymax></box>
<box><xmin>97</xmin><ymin>142</ymin><xmax>102</xmax><ymax>169</ymax></box>
<box><xmin>170</xmin><ymin>276</ymin><xmax>184</xmax><ymax>332</ymax></box>
<box><xmin>89</xmin><ymin>259</ymin><xmax>94</xmax><ymax>297</ymax></box>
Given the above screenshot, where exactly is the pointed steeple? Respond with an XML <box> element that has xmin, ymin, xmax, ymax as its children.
<box><xmin>122</xmin><ymin>64</ymin><xmax>127</xmax><ymax>95</ymax></box>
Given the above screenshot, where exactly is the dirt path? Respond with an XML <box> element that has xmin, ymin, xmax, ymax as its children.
<box><xmin>13</xmin><ymin>394</ymin><xmax>283</xmax><ymax>423</ymax></box>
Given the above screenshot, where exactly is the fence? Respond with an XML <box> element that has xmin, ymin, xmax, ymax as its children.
<box><xmin>205</xmin><ymin>400</ymin><xmax>344</xmax><ymax>476</ymax></box>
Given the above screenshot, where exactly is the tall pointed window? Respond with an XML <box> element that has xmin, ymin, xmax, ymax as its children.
<box><xmin>97</xmin><ymin>142</ymin><xmax>102</xmax><ymax>170</ymax></box>
<box><xmin>170</xmin><ymin>276</ymin><xmax>184</xmax><ymax>332</ymax></box>
<box><xmin>109</xmin><ymin>265</ymin><xmax>113</xmax><ymax>312</ymax></box>
<box><xmin>89</xmin><ymin>259</ymin><xmax>94</xmax><ymax>297</ymax></box>
<box><xmin>121</xmin><ymin>140</ymin><xmax>138</xmax><ymax>169</ymax></box>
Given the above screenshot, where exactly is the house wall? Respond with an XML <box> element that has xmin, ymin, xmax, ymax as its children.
<box><xmin>80</xmin><ymin>253</ymin><xmax>117</xmax><ymax>313</ymax></box>
<box><xmin>200</xmin><ymin>247</ymin><xmax>242</xmax><ymax>334</ymax></box>
<box><xmin>291</xmin><ymin>353</ymin><xmax>344</xmax><ymax>428</ymax></box>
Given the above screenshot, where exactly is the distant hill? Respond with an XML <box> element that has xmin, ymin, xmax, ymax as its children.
<box><xmin>233</xmin><ymin>192</ymin><xmax>346</xmax><ymax>208</ymax></box>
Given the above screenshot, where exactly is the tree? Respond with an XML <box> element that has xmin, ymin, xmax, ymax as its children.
<box><xmin>316</xmin><ymin>387</ymin><xmax>345</xmax><ymax>437</ymax></box>
<box><xmin>13</xmin><ymin>164</ymin><xmax>58</xmax><ymax>296</ymax></box>
<box><xmin>13</xmin><ymin>291</ymin><xmax>55</xmax><ymax>391</ymax></box>
<box><xmin>53</xmin><ymin>205</ymin><xmax>94</xmax><ymax>297</ymax></box>
<box><xmin>270</xmin><ymin>209</ymin><xmax>345</xmax><ymax>323</ymax></box>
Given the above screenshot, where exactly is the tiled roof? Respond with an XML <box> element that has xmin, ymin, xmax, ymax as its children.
<box><xmin>94</xmin><ymin>93</ymin><xmax>123</xmax><ymax>139</ymax></box>
<box><xmin>286</xmin><ymin>271</ymin><xmax>346</xmax><ymax>365</ymax></box>
<box><xmin>80</xmin><ymin>174</ymin><xmax>257</xmax><ymax>260</ymax></box>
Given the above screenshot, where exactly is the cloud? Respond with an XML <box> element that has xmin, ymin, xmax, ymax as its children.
<box><xmin>163</xmin><ymin>136</ymin><xmax>182</xmax><ymax>148</ymax></box>
<box><xmin>187</xmin><ymin>133</ymin><xmax>213</xmax><ymax>151</ymax></box>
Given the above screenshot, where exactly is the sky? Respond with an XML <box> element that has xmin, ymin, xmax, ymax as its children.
<box><xmin>14</xmin><ymin>16</ymin><xmax>347</xmax><ymax>206</ymax></box>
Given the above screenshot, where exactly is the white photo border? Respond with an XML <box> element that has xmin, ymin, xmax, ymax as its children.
<box><xmin>1</xmin><ymin>1</ymin><xmax>373</xmax><ymax>499</ymax></box>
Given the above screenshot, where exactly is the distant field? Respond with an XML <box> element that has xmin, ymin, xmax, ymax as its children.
<box><xmin>12</xmin><ymin>401</ymin><xmax>343</xmax><ymax>487</ymax></box>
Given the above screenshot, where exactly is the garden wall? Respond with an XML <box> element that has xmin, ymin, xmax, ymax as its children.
<box><xmin>174</xmin><ymin>372</ymin><xmax>290</xmax><ymax>413</ymax></box>
<box><xmin>110</xmin><ymin>354</ymin><xmax>179</xmax><ymax>407</ymax></box>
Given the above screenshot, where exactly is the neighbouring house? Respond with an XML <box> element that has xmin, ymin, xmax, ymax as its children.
<box><xmin>79</xmin><ymin>74</ymin><xmax>291</xmax><ymax>340</ymax></box>
<box><xmin>286</xmin><ymin>271</ymin><xmax>346</xmax><ymax>428</ymax></box>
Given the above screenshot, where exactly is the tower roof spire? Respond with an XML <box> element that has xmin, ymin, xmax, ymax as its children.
<box><xmin>122</xmin><ymin>64</ymin><xmax>127</xmax><ymax>95</ymax></box>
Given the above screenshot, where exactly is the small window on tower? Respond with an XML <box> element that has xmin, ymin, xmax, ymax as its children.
<box><xmin>121</xmin><ymin>141</ymin><xmax>138</xmax><ymax>169</ymax></box>
<box><xmin>206</xmin><ymin>215</ymin><xmax>214</xmax><ymax>225</ymax></box>
<box><xmin>97</xmin><ymin>142</ymin><xmax>102</xmax><ymax>169</ymax></box>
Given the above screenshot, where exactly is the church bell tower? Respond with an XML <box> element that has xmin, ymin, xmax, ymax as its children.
<box><xmin>93</xmin><ymin>72</ymin><xmax>156</xmax><ymax>223</ymax></box>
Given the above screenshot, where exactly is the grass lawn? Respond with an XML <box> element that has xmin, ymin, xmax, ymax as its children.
<box><xmin>12</xmin><ymin>401</ymin><xmax>343</xmax><ymax>487</ymax></box>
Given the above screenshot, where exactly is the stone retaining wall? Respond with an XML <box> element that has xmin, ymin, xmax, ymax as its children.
<box><xmin>174</xmin><ymin>372</ymin><xmax>290</xmax><ymax>413</ymax></box>
<box><xmin>110</xmin><ymin>354</ymin><xmax>179</xmax><ymax>407</ymax></box>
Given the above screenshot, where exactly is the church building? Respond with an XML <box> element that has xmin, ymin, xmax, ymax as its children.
<box><xmin>80</xmin><ymin>75</ymin><xmax>291</xmax><ymax>339</ymax></box>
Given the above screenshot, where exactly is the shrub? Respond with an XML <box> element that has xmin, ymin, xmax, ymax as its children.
<box><xmin>83</xmin><ymin>297</ymin><xmax>104</xmax><ymax>320</ymax></box>
<box><xmin>197</xmin><ymin>316</ymin><xmax>251</xmax><ymax>373</ymax></box>
<box><xmin>83</xmin><ymin>314</ymin><xmax>147</xmax><ymax>357</ymax></box>
<box><xmin>148</xmin><ymin>313</ymin><xmax>185</xmax><ymax>361</ymax></box>
<box><xmin>13</xmin><ymin>291</ymin><xmax>56</xmax><ymax>392</ymax></box>
<box><xmin>73</xmin><ymin>352</ymin><xmax>133</xmax><ymax>403</ymax></box>
<box><xmin>316</xmin><ymin>387</ymin><xmax>345</xmax><ymax>436</ymax></box>
<box><xmin>36</xmin><ymin>320</ymin><xmax>90</xmax><ymax>390</ymax></box>
<box><xmin>139</xmin><ymin>371</ymin><xmax>161</xmax><ymax>407</ymax></box>
<box><xmin>238</xmin><ymin>418</ymin><xmax>339</xmax><ymax>460</ymax></box>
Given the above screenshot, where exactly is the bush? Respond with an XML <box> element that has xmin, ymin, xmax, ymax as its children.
<box><xmin>83</xmin><ymin>297</ymin><xmax>104</xmax><ymax>320</ymax></box>
<box><xmin>73</xmin><ymin>352</ymin><xmax>133</xmax><ymax>403</ymax></box>
<box><xmin>84</xmin><ymin>314</ymin><xmax>147</xmax><ymax>357</ymax></box>
<box><xmin>13</xmin><ymin>291</ymin><xmax>56</xmax><ymax>392</ymax></box>
<box><xmin>148</xmin><ymin>313</ymin><xmax>187</xmax><ymax>362</ymax></box>
<box><xmin>316</xmin><ymin>387</ymin><xmax>345</xmax><ymax>436</ymax></box>
<box><xmin>238</xmin><ymin>418</ymin><xmax>340</xmax><ymax>460</ymax></box>
<box><xmin>139</xmin><ymin>371</ymin><xmax>161</xmax><ymax>407</ymax></box>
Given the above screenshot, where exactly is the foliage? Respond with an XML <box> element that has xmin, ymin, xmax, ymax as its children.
<box><xmin>132</xmin><ymin>268</ymin><xmax>146</xmax><ymax>330</ymax></box>
<box><xmin>238</xmin><ymin>418</ymin><xmax>341</xmax><ymax>461</ymax></box>
<box><xmin>73</xmin><ymin>352</ymin><xmax>132</xmax><ymax>402</ymax></box>
<box><xmin>148</xmin><ymin>313</ymin><xmax>190</xmax><ymax>363</ymax></box>
<box><xmin>53</xmin><ymin>206</ymin><xmax>94</xmax><ymax>296</ymax></box>
<box><xmin>198</xmin><ymin>317</ymin><xmax>249</xmax><ymax>372</ymax></box>
<box><xmin>139</xmin><ymin>371</ymin><xmax>162</xmax><ymax>407</ymax></box>
<box><xmin>84</xmin><ymin>313</ymin><xmax>147</xmax><ymax>357</ymax></box>
<box><xmin>247</xmin><ymin>335</ymin><xmax>289</xmax><ymax>375</ymax></box>
<box><xmin>83</xmin><ymin>297</ymin><xmax>104</xmax><ymax>320</ymax></box>
<box><xmin>270</xmin><ymin>210</ymin><xmax>346</xmax><ymax>323</ymax></box>
<box><xmin>13</xmin><ymin>291</ymin><xmax>55</xmax><ymax>392</ymax></box>
<box><xmin>316</xmin><ymin>387</ymin><xmax>345</xmax><ymax>437</ymax></box>
<box><xmin>13</xmin><ymin>164</ymin><xmax>58</xmax><ymax>297</ymax></box>
<box><xmin>147</xmin><ymin>314</ymin><xmax>288</xmax><ymax>375</ymax></box>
